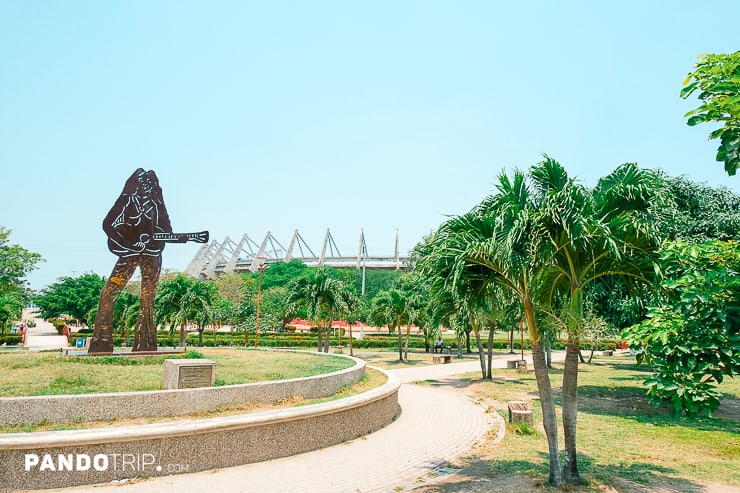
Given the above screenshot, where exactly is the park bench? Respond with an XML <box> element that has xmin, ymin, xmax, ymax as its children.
<box><xmin>433</xmin><ymin>354</ymin><xmax>452</xmax><ymax>364</ymax></box>
<box><xmin>507</xmin><ymin>359</ymin><xmax>528</xmax><ymax>372</ymax></box>
<box><xmin>507</xmin><ymin>401</ymin><xmax>533</xmax><ymax>425</ymax></box>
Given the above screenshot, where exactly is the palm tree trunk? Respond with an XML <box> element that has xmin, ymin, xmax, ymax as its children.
<box><xmin>531</xmin><ymin>338</ymin><xmax>563</xmax><ymax>486</ymax></box>
<box><xmin>397</xmin><ymin>323</ymin><xmax>403</xmax><ymax>361</ymax></box>
<box><xmin>473</xmin><ymin>327</ymin><xmax>486</xmax><ymax>379</ymax></box>
<box><xmin>524</xmin><ymin>297</ymin><xmax>563</xmax><ymax>487</ymax></box>
<box><xmin>562</xmin><ymin>286</ymin><xmax>583</xmax><ymax>485</ymax></box>
<box><xmin>348</xmin><ymin>323</ymin><xmax>354</xmax><ymax>357</ymax></box>
<box><xmin>486</xmin><ymin>326</ymin><xmax>494</xmax><ymax>380</ymax></box>
<box><xmin>562</xmin><ymin>340</ymin><xmax>582</xmax><ymax>485</ymax></box>
<box><xmin>317</xmin><ymin>326</ymin><xmax>323</xmax><ymax>352</ymax></box>
<box><xmin>404</xmin><ymin>324</ymin><xmax>411</xmax><ymax>362</ymax></box>
<box><xmin>324</xmin><ymin>324</ymin><xmax>330</xmax><ymax>353</ymax></box>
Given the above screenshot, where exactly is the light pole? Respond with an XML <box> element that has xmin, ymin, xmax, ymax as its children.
<box><xmin>254</xmin><ymin>262</ymin><xmax>265</xmax><ymax>348</ymax></box>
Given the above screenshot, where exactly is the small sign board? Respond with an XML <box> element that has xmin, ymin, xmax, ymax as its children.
<box><xmin>163</xmin><ymin>359</ymin><xmax>216</xmax><ymax>389</ymax></box>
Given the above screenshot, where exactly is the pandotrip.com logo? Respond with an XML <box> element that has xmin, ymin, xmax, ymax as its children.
<box><xmin>24</xmin><ymin>453</ymin><xmax>190</xmax><ymax>474</ymax></box>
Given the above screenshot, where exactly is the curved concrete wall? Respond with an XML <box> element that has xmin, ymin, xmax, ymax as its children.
<box><xmin>0</xmin><ymin>368</ymin><xmax>400</xmax><ymax>491</ymax></box>
<box><xmin>0</xmin><ymin>350</ymin><xmax>365</xmax><ymax>427</ymax></box>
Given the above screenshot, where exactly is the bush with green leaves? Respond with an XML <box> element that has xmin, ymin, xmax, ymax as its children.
<box><xmin>624</xmin><ymin>241</ymin><xmax>740</xmax><ymax>417</ymax></box>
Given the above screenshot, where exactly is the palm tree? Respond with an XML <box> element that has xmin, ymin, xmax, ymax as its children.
<box><xmin>287</xmin><ymin>267</ymin><xmax>347</xmax><ymax>353</ymax></box>
<box><xmin>113</xmin><ymin>290</ymin><xmax>140</xmax><ymax>346</ymax></box>
<box><xmin>370</xmin><ymin>288</ymin><xmax>409</xmax><ymax>361</ymax></box>
<box><xmin>414</xmin><ymin>170</ymin><xmax>565</xmax><ymax>486</ymax></box>
<box><xmin>530</xmin><ymin>157</ymin><xmax>660</xmax><ymax>484</ymax></box>
<box><xmin>155</xmin><ymin>276</ymin><xmax>215</xmax><ymax>348</ymax></box>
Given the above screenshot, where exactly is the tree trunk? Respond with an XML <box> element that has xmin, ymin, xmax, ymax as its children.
<box><xmin>324</xmin><ymin>324</ymin><xmax>330</xmax><ymax>353</ymax></box>
<box><xmin>562</xmin><ymin>286</ymin><xmax>583</xmax><ymax>485</ymax></box>
<box><xmin>524</xmin><ymin>296</ymin><xmax>563</xmax><ymax>487</ymax></box>
<box><xmin>198</xmin><ymin>327</ymin><xmax>203</xmax><ymax>347</ymax></box>
<box><xmin>348</xmin><ymin>323</ymin><xmax>354</xmax><ymax>357</ymax></box>
<box><xmin>404</xmin><ymin>324</ymin><xmax>411</xmax><ymax>362</ymax></box>
<box><xmin>397</xmin><ymin>324</ymin><xmax>403</xmax><ymax>361</ymax></box>
<box><xmin>545</xmin><ymin>333</ymin><xmax>553</xmax><ymax>368</ymax></box>
<box><xmin>588</xmin><ymin>341</ymin><xmax>595</xmax><ymax>364</ymax></box>
<box><xmin>465</xmin><ymin>329</ymin><xmax>472</xmax><ymax>353</ymax></box>
<box><xmin>486</xmin><ymin>326</ymin><xmax>494</xmax><ymax>380</ymax></box>
<box><xmin>531</xmin><ymin>338</ymin><xmax>563</xmax><ymax>486</ymax></box>
<box><xmin>562</xmin><ymin>341</ymin><xmax>582</xmax><ymax>485</ymax></box>
<box><xmin>473</xmin><ymin>327</ymin><xmax>486</xmax><ymax>379</ymax></box>
<box><xmin>317</xmin><ymin>326</ymin><xmax>323</xmax><ymax>352</ymax></box>
<box><xmin>509</xmin><ymin>328</ymin><xmax>515</xmax><ymax>353</ymax></box>
<box><xmin>179</xmin><ymin>323</ymin><xmax>186</xmax><ymax>347</ymax></box>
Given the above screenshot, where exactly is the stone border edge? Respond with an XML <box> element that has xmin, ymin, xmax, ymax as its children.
<box><xmin>0</xmin><ymin>367</ymin><xmax>400</xmax><ymax>491</ymax></box>
<box><xmin>0</xmin><ymin>349</ymin><xmax>365</xmax><ymax>426</ymax></box>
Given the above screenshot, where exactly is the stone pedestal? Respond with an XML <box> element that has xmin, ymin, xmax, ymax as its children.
<box><xmin>508</xmin><ymin>401</ymin><xmax>533</xmax><ymax>424</ymax></box>
<box><xmin>164</xmin><ymin>359</ymin><xmax>216</xmax><ymax>389</ymax></box>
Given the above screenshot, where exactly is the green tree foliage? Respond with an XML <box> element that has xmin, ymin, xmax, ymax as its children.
<box><xmin>681</xmin><ymin>51</ymin><xmax>740</xmax><ymax>175</ymax></box>
<box><xmin>653</xmin><ymin>172</ymin><xmax>740</xmax><ymax>242</ymax></box>
<box><xmin>286</xmin><ymin>266</ymin><xmax>350</xmax><ymax>352</ymax></box>
<box><xmin>532</xmin><ymin>158</ymin><xmax>661</xmax><ymax>484</ymax></box>
<box><xmin>587</xmin><ymin>172</ymin><xmax>739</xmax><ymax>332</ymax></box>
<box><xmin>154</xmin><ymin>275</ymin><xmax>215</xmax><ymax>346</ymax></box>
<box><xmin>370</xmin><ymin>287</ymin><xmax>409</xmax><ymax>361</ymax></box>
<box><xmin>260</xmin><ymin>285</ymin><xmax>297</xmax><ymax>330</ymax></box>
<box><xmin>0</xmin><ymin>226</ymin><xmax>43</xmax><ymax>291</ymax></box>
<box><xmin>259</xmin><ymin>259</ymin><xmax>308</xmax><ymax>290</ymax></box>
<box><xmin>34</xmin><ymin>273</ymin><xmax>106</xmax><ymax>324</ymax></box>
<box><xmin>0</xmin><ymin>290</ymin><xmax>24</xmax><ymax>334</ymax></box>
<box><xmin>624</xmin><ymin>241</ymin><xmax>740</xmax><ymax>417</ymax></box>
<box><xmin>413</xmin><ymin>168</ymin><xmax>564</xmax><ymax>486</ymax></box>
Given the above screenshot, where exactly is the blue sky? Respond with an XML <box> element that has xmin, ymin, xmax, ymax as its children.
<box><xmin>1</xmin><ymin>1</ymin><xmax>738</xmax><ymax>290</ymax></box>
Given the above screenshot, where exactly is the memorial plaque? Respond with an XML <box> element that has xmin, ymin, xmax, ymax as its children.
<box><xmin>163</xmin><ymin>359</ymin><xmax>216</xmax><ymax>389</ymax></box>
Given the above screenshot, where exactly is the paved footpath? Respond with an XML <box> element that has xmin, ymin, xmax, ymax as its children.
<box><xmin>33</xmin><ymin>353</ymin><xmax>562</xmax><ymax>493</ymax></box>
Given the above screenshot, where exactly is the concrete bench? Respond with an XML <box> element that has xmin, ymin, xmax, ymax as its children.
<box><xmin>432</xmin><ymin>345</ymin><xmax>452</xmax><ymax>354</ymax></box>
<box><xmin>507</xmin><ymin>359</ymin><xmax>528</xmax><ymax>371</ymax></box>
<box><xmin>433</xmin><ymin>354</ymin><xmax>452</xmax><ymax>364</ymax></box>
<box><xmin>602</xmin><ymin>350</ymin><xmax>614</xmax><ymax>356</ymax></box>
<box><xmin>508</xmin><ymin>401</ymin><xmax>533</xmax><ymax>425</ymax></box>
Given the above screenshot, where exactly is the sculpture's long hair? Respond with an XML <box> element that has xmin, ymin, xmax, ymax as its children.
<box><xmin>118</xmin><ymin>168</ymin><xmax>171</xmax><ymax>231</ymax></box>
<box><xmin>121</xmin><ymin>168</ymin><xmax>146</xmax><ymax>195</ymax></box>
<box><xmin>146</xmin><ymin>170</ymin><xmax>172</xmax><ymax>231</ymax></box>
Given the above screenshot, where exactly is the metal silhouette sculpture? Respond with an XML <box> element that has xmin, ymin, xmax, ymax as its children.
<box><xmin>88</xmin><ymin>169</ymin><xmax>208</xmax><ymax>353</ymax></box>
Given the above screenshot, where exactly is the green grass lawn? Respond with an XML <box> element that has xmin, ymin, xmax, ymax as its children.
<box><xmin>0</xmin><ymin>348</ymin><xmax>354</xmax><ymax>396</ymax></box>
<box><xmin>437</xmin><ymin>356</ymin><xmax>740</xmax><ymax>491</ymax></box>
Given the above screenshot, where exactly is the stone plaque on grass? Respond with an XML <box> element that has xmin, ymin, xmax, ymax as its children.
<box><xmin>164</xmin><ymin>359</ymin><xmax>216</xmax><ymax>389</ymax></box>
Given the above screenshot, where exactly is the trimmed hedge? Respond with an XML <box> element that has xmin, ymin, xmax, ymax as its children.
<box><xmin>67</xmin><ymin>330</ymin><xmax>622</xmax><ymax>352</ymax></box>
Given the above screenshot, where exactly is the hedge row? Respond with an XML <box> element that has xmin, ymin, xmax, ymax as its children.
<box><xmin>1</xmin><ymin>330</ymin><xmax>622</xmax><ymax>352</ymax></box>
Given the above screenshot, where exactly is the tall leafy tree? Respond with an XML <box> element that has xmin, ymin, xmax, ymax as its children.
<box><xmin>653</xmin><ymin>172</ymin><xmax>740</xmax><ymax>243</ymax></box>
<box><xmin>287</xmin><ymin>266</ymin><xmax>348</xmax><ymax>352</ymax></box>
<box><xmin>0</xmin><ymin>227</ymin><xmax>43</xmax><ymax>291</ymax></box>
<box><xmin>624</xmin><ymin>241</ymin><xmax>740</xmax><ymax>416</ymax></box>
<box><xmin>532</xmin><ymin>158</ymin><xmax>660</xmax><ymax>484</ymax></box>
<box><xmin>154</xmin><ymin>275</ymin><xmax>215</xmax><ymax>347</ymax></box>
<box><xmin>370</xmin><ymin>288</ymin><xmax>409</xmax><ymax>361</ymax></box>
<box><xmin>35</xmin><ymin>274</ymin><xmax>106</xmax><ymax>324</ymax></box>
<box><xmin>681</xmin><ymin>50</ymin><xmax>740</xmax><ymax>176</ymax></box>
<box><xmin>414</xmin><ymin>170</ymin><xmax>564</xmax><ymax>486</ymax></box>
<box><xmin>0</xmin><ymin>290</ymin><xmax>24</xmax><ymax>334</ymax></box>
<box><xmin>112</xmin><ymin>290</ymin><xmax>140</xmax><ymax>345</ymax></box>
